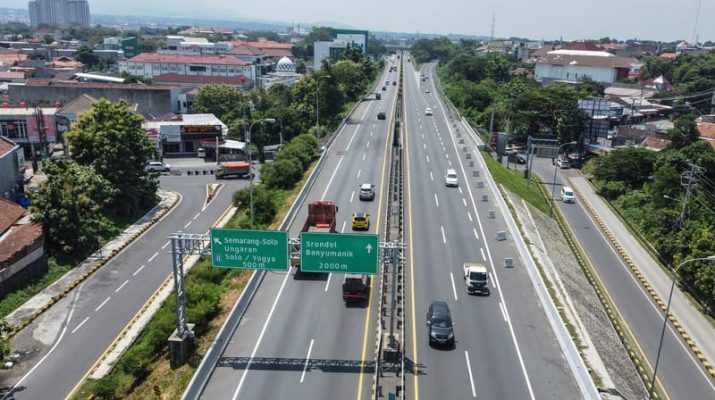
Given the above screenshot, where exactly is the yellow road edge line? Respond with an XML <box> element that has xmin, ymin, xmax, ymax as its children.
<box><xmin>356</xmin><ymin>66</ymin><xmax>399</xmax><ymax>400</ymax></box>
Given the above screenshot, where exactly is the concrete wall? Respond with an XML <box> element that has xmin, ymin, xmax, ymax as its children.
<box><xmin>9</xmin><ymin>84</ymin><xmax>179</xmax><ymax>117</ymax></box>
<box><xmin>0</xmin><ymin>139</ymin><xmax>23</xmax><ymax>200</ymax></box>
<box><xmin>0</xmin><ymin>245</ymin><xmax>48</xmax><ymax>298</ymax></box>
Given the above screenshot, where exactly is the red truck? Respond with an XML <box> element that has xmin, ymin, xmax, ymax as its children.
<box><xmin>293</xmin><ymin>201</ymin><xmax>338</xmax><ymax>272</ymax></box>
<box><xmin>215</xmin><ymin>161</ymin><xmax>253</xmax><ymax>179</ymax></box>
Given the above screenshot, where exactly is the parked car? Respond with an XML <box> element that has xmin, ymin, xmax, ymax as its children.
<box><xmin>427</xmin><ymin>301</ymin><xmax>455</xmax><ymax>347</ymax></box>
<box><xmin>145</xmin><ymin>161</ymin><xmax>171</xmax><ymax>173</ymax></box>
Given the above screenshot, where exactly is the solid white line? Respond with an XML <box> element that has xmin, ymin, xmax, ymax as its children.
<box><xmin>161</xmin><ymin>241</ymin><xmax>170</xmax><ymax>250</ymax></box>
<box><xmin>193</xmin><ymin>212</ymin><xmax>201</xmax><ymax>220</ymax></box>
<box><xmin>148</xmin><ymin>251</ymin><xmax>159</xmax><ymax>263</ymax></box>
<box><xmin>71</xmin><ymin>316</ymin><xmax>90</xmax><ymax>334</ymax></box>
<box><xmin>322</xmin><ymin>156</ymin><xmax>345</xmax><ymax>200</ymax></box>
<box><xmin>115</xmin><ymin>279</ymin><xmax>129</xmax><ymax>293</ymax></box>
<box><xmin>440</xmin><ymin>226</ymin><xmax>446</xmax><ymax>244</ymax></box>
<box><xmin>462</xmin><ymin>198</ymin><xmax>467</xmax><ymax>207</ymax></box>
<box><xmin>133</xmin><ymin>264</ymin><xmax>146</xmax><ymax>276</ymax></box>
<box><xmin>363</xmin><ymin>153</ymin><xmax>366</xmax><ymax>161</ymax></box>
<box><xmin>480</xmin><ymin>247</ymin><xmax>486</xmax><ymax>261</ymax></box>
<box><xmin>490</xmin><ymin>271</ymin><xmax>500</xmax><ymax>290</ymax></box>
<box><xmin>6</xmin><ymin>282</ymin><xmax>86</xmax><ymax>391</ymax></box>
<box><xmin>450</xmin><ymin>273</ymin><xmax>458</xmax><ymax>301</ymax></box>
<box><xmin>94</xmin><ymin>296</ymin><xmax>111</xmax><ymax>312</ymax></box>
<box><xmin>350</xmin><ymin>191</ymin><xmax>355</xmax><ymax>203</ymax></box>
<box><xmin>233</xmin><ymin>271</ymin><xmax>291</xmax><ymax>399</ymax></box>
<box><xmin>499</xmin><ymin>302</ymin><xmax>509</xmax><ymax>322</ymax></box>
<box><xmin>430</xmin><ymin>172</ymin><xmax>434</xmax><ymax>181</ymax></box>
<box><xmin>183</xmin><ymin>221</ymin><xmax>192</xmax><ymax>229</ymax></box>
<box><xmin>465</xmin><ymin>351</ymin><xmax>477</xmax><ymax>398</ymax></box>
<box><xmin>468</xmin><ymin>212</ymin><xmax>473</xmax><ymax>222</ymax></box>
<box><xmin>300</xmin><ymin>339</ymin><xmax>315</xmax><ymax>383</ymax></box>
<box><xmin>434</xmin><ymin>193</ymin><xmax>439</xmax><ymax>207</ymax></box>
<box><xmin>341</xmin><ymin>221</ymin><xmax>346</xmax><ymax>233</ymax></box>
<box><xmin>324</xmin><ymin>274</ymin><xmax>332</xmax><ymax>292</ymax></box>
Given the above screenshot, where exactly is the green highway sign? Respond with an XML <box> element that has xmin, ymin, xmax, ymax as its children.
<box><xmin>300</xmin><ymin>232</ymin><xmax>379</xmax><ymax>274</ymax></box>
<box><xmin>211</xmin><ymin>228</ymin><xmax>288</xmax><ymax>270</ymax></box>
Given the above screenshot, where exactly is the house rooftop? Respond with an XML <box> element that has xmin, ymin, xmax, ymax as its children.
<box><xmin>125</xmin><ymin>53</ymin><xmax>250</xmax><ymax>66</ymax></box>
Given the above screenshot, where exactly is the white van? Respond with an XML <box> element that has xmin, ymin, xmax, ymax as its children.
<box><xmin>561</xmin><ymin>186</ymin><xmax>575</xmax><ymax>203</ymax></box>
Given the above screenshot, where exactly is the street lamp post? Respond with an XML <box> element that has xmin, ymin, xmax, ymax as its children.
<box><xmin>247</xmin><ymin>118</ymin><xmax>276</xmax><ymax>228</ymax></box>
<box><xmin>551</xmin><ymin>141</ymin><xmax>577</xmax><ymax>200</ymax></box>
<box><xmin>647</xmin><ymin>255</ymin><xmax>715</xmax><ymax>399</ymax></box>
<box><xmin>315</xmin><ymin>75</ymin><xmax>331</xmax><ymax>137</ymax></box>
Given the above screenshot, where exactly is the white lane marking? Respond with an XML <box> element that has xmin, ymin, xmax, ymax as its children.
<box><xmin>490</xmin><ymin>272</ymin><xmax>500</xmax><ymax>290</ymax></box>
<box><xmin>148</xmin><ymin>252</ymin><xmax>159</xmax><ymax>263</ymax></box>
<box><xmin>366</xmin><ymin>141</ymin><xmax>370</xmax><ymax>148</ymax></box>
<box><xmin>499</xmin><ymin>302</ymin><xmax>509</xmax><ymax>322</ymax></box>
<box><xmin>71</xmin><ymin>316</ymin><xmax>90</xmax><ymax>334</ymax></box>
<box><xmin>480</xmin><ymin>248</ymin><xmax>486</xmax><ymax>261</ymax></box>
<box><xmin>443</xmin><ymin>146</ymin><xmax>446</xmax><ymax>152</ymax></box>
<box><xmin>161</xmin><ymin>241</ymin><xmax>170</xmax><ymax>250</ymax></box>
<box><xmin>458</xmin><ymin>187</ymin><xmax>463</xmax><ymax>194</ymax></box>
<box><xmin>423</xmin><ymin>143</ymin><xmax>427</xmax><ymax>150</ymax></box>
<box><xmin>421</xmin><ymin>133</ymin><xmax>425</xmax><ymax>139</ymax></box>
<box><xmin>370</xmin><ymin>131</ymin><xmax>373</xmax><ymax>137</ymax></box>
<box><xmin>426</xmin><ymin>155</ymin><xmax>430</xmax><ymax>163</ymax></box>
<box><xmin>462</xmin><ymin>198</ymin><xmax>467</xmax><ymax>207</ymax></box>
<box><xmin>363</xmin><ymin>153</ymin><xmax>366</xmax><ymax>161</ymax></box>
<box><xmin>341</xmin><ymin>221</ymin><xmax>346</xmax><ymax>233</ymax></box>
<box><xmin>350</xmin><ymin>191</ymin><xmax>355</xmax><ymax>203</ymax></box>
<box><xmin>324</xmin><ymin>274</ymin><xmax>331</xmax><ymax>292</ymax></box>
<box><xmin>133</xmin><ymin>264</ymin><xmax>146</xmax><ymax>276</ymax></box>
<box><xmin>322</xmin><ymin>156</ymin><xmax>345</xmax><ymax>199</ymax></box>
<box><xmin>193</xmin><ymin>212</ymin><xmax>201</xmax><ymax>220</ymax></box>
<box><xmin>448</xmin><ymin>160</ymin><xmax>452</xmax><ymax>166</ymax></box>
<box><xmin>115</xmin><ymin>279</ymin><xmax>129</xmax><ymax>293</ymax></box>
<box><xmin>300</xmin><ymin>339</ymin><xmax>315</xmax><ymax>383</ymax></box>
<box><xmin>183</xmin><ymin>221</ymin><xmax>192</xmax><ymax>229</ymax></box>
<box><xmin>468</xmin><ymin>212</ymin><xmax>473</xmax><ymax>222</ymax></box>
<box><xmin>7</xmin><ymin>282</ymin><xmax>86</xmax><ymax>390</ymax></box>
<box><xmin>420</xmin><ymin>124</ymin><xmax>423</xmax><ymax>130</ymax></box>
<box><xmin>232</xmin><ymin>270</ymin><xmax>291</xmax><ymax>399</ymax></box>
<box><xmin>465</xmin><ymin>351</ymin><xmax>477</xmax><ymax>398</ymax></box>
<box><xmin>430</xmin><ymin>172</ymin><xmax>434</xmax><ymax>181</ymax></box>
<box><xmin>450</xmin><ymin>272</ymin><xmax>458</xmax><ymax>301</ymax></box>
<box><xmin>434</xmin><ymin>193</ymin><xmax>439</xmax><ymax>207</ymax></box>
<box><xmin>357</xmin><ymin>169</ymin><xmax>361</xmax><ymax>178</ymax></box>
<box><xmin>473</xmin><ymin>228</ymin><xmax>479</xmax><ymax>240</ymax></box>
<box><xmin>440</xmin><ymin>226</ymin><xmax>446</xmax><ymax>244</ymax></box>
<box><xmin>94</xmin><ymin>296</ymin><xmax>111</xmax><ymax>312</ymax></box>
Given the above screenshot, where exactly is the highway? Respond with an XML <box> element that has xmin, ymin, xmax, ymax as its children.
<box><xmin>533</xmin><ymin>159</ymin><xmax>715</xmax><ymax>400</ymax></box>
<box><xmin>1</xmin><ymin>173</ymin><xmax>247</xmax><ymax>400</ymax></box>
<box><xmin>403</xmin><ymin>60</ymin><xmax>582</xmax><ymax>399</ymax></box>
<box><xmin>197</xmin><ymin>62</ymin><xmax>398</xmax><ymax>399</ymax></box>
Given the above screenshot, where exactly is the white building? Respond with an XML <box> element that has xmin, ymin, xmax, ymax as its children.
<box><xmin>28</xmin><ymin>0</ymin><xmax>90</xmax><ymax>27</ymax></box>
<box><xmin>162</xmin><ymin>36</ymin><xmax>232</xmax><ymax>55</ymax></box>
<box><xmin>119</xmin><ymin>53</ymin><xmax>255</xmax><ymax>83</ymax></box>
<box><xmin>313</xmin><ymin>41</ymin><xmax>348</xmax><ymax>71</ymax></box>
<box><xmin>313</xmin><ymin>29</ymin><xmax>368</xmax><ymax>71</ymax></box>
<box><xmin>534</xmin><ymin>50</ymin><xmax>641</xmax><ymax>85</ymax></box>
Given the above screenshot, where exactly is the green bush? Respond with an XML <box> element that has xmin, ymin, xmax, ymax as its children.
<box><xmin>261</xmin><ymin>158</ymin><xmax>303</xmax><ymax>190</ymax></box>
<box><xmin>600</xmin><ymin>180</ymin><xmax>627</xmax><ymax>200</ymax></box>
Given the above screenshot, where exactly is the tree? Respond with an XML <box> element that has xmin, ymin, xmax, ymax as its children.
<box><xmin>640</xmin><ymin>56</ymin><xmax>674</xmax><ymax>81</ymax></box>
<box><xmin>0</xmin><ymin>319</ymin><xmax>12</xmax><ymax>362</ymax></box>
<box><xmin>592</xmin><ymin>146</ymin><xmax>657</xmax><ymax>188</ymax></box>
<box><xmin>668</xmin><ymin>114</ymin><xmax>699</xmax><ymax>149</ymax></box>
<box><xmin>260</xmin><ymin>158</ymin><xmax>303</xmax><ymax>189</ymax></box>
<box><xmin>30</xmin><ymin>159</ymin><xmax>116</xmax><ymax>256</ymax></box>
<box><xmin>192</xmin><ymin>85</ymin><xmax>245</xmax><ymax>121</ymax></box>
<box><xmin>65</xmin><ymin>99</ymin><xmax>157</xmax><ymax>215</ymax></box>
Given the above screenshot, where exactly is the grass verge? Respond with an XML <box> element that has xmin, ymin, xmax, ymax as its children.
<box><xmin>480</xmin><ymin>152</ymin><xmax>549</xmax><ymax>214</ymax></box>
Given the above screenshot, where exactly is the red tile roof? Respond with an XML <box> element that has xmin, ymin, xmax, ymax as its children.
<box><xmin>262</xmin><ymin>48</ymin><xmax>293</xmax><ymax>58</ymax></box>
<box><xmin>126</xmin><ymin>53</ymin><xmax>250</xmax><ymax>66</ymax></box>
<box><xmin>698</xmin><ymin>123</ymin><xmax>715</xmax><ymax>140</ymax></box>
<box><xmin>25</xmin><ymin>79</ymin><xmax>175</xmax><ymax>91</ymax></box>
<box><xmin>153</xmin><ymin>73</ymin><xmax>250</xmax><ymax>85</ymax></box>
<box><xmin>659</xmin><ymin>52</ymin><xmax>678</xmax><ymax>59</ymax></box>
<box><xmin>0</xmin><ymin>197</ymin><xmax>25</xmax><ymax>234</ymax></box>
<box><xmin>535</xmin><ymin>53</ymin><xmax>640</xmax><ymax>69</ymax></box>
<box><xmin>0</xmin><ymin>223</ymin><xmax>44</xmax><ymax>265</ymax></box>
<box><xmin>232</xmin><ymin>40</ymin><xmax>293</xmax><ymax>50</ymax></box>
<box><xmin>561</xmin><ymin>41</ymin><xmax>603</xmax><ymax>51</ymax></box>
<box><xmin>0</xmin><ymin>71</ymin><xmax>25</xmax><ymax>80</ymax></box>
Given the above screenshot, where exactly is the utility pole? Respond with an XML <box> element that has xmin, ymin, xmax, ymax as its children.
<box><xmin>710</xmin><ymin>91</ymin><xmax>715</xmax><ymax>115</ymax></box>
<box><xmin>677</xmin><ymin>162</ymin><xmax>702</xmax><ymax>228</ymax></box>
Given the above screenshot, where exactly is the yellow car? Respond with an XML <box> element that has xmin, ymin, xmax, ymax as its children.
<box><xmin>352</xmin><ymin>212</ymin><xmax>370</xmax><ymax>230</ymax></box>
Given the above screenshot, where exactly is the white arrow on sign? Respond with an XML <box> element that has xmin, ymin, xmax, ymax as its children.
<box><xmin>366</xmin><ymin>244</ymin><xmax>373</xmax><ymax>253</ymax></box>
<box><xmin>213</xmin><ymin>237</ymin><xmax>223</xmax><ymax>245</ymax></box>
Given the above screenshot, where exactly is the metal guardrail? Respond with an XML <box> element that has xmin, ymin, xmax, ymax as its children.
<box><xmin>182</xmin><ymin>70</ymin><xmax>389</xmax><ymax>400</ymax></box>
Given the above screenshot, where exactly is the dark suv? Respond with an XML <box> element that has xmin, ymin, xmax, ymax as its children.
<box><xmin>426</xmin><ymin>301</ymin><xmax>455</xmax><ymax>347</ymax></box>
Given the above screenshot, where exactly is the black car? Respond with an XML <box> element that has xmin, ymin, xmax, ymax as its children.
<box><xmin>426</xmin><ymin>301</ymin><xmax>455</xmax><ymax>347</ymax></box>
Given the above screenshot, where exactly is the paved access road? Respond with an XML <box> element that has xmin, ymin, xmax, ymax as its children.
<box><xmin>534</xmin><ymin>159</ymin><xmax>715</xmax><ymax>400</ymax></box>
<box><xmin>2</xmin><ymin>174</ymin><xmax>247</xmax><ymax>400</ymax></box>
<box><xmin>402</xmin><ymin>60</ymin><xmax>582</xmax><ymax>400</ymax></box>
<box><xmin>197</xmin><ymin>61</ymin><xmax>399</xmax><ymax>400</ymax></box>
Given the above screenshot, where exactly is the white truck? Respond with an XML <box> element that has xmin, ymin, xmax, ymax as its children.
<box><xmin>463</xmin><ymin>262</ymin><xmax>489</xmax><ymax>295</ymax></box>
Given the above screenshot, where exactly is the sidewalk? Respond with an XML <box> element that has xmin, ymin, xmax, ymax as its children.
<box><xmin>569</xmin><ymin>175</ymin><xmax>715</xmax><ymax>376</ymax></box>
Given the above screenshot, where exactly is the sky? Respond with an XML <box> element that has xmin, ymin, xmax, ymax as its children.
<box><xmin>7</xmin><ymin>0</ymin><xmax>715</xmax><ymax>42</ymax></box>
